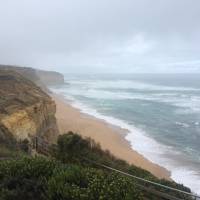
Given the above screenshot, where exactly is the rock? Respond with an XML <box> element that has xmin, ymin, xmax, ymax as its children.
<box><xmin>0</xmin><ymin>69</ymin><xmax>58</xmax><ymax>143</ymax></box>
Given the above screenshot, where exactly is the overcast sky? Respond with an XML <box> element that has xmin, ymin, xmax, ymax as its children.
<box><xmin>0</xmin><ymin>0</ymin><xmax>200</xmax><ymax>73</ymax></box>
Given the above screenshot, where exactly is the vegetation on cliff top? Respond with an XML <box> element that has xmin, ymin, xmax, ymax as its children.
<box><xmin>0</xmin><ymin>132</ymin><xmax>191</xmax><ymax>200</ymax></box>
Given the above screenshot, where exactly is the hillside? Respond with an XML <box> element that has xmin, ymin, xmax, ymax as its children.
<box><xmin>0</xmin><ymin>132</ymin><xmax>193</xmax><ymax>200</ymax></box>
<box><xmin>0</xmin><ymin>65</ymin><xmax>64</xmax><ymax>92</ymax></box>
<box><xmin>0</xmin><ymin>68</ymin><xmax>58</xmax><ymax>145</ymax></box>
<box><xmin>36</xmin><ymin>69</ymin><xmax>65</xmax><ymax>85</ymax></box>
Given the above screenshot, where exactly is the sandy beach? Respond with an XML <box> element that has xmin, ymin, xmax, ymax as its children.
<box><xmin>52</xmin><ymin>94</ymin><xmax>170</xmax><ymax>179</ymax></box>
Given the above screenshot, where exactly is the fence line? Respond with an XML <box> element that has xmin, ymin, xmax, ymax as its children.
<box><xmin>32</xmin><ymin>136</ymin><xmax>200</xmax><ymax>200</ymax></box>
<box><xmin>83</xmin><ymin>157</ymin><xmax>200</xmax><ymax>200</ymax></box>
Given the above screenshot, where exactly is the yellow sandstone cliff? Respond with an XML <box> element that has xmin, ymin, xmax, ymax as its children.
<box><xmin>0</xmin><ymin>68</ymin><xmax>59</xmax><ymax>143</ymax></box>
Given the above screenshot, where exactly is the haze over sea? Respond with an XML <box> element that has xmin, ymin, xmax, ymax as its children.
<box><xmin>51</xmin><ymin>73</ymin><xmax>200</xmax><ymax>194</ymax></box>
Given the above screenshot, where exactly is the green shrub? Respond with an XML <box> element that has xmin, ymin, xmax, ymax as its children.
<box><xmin>0</xmin><ymin>157</ymin><xmax>59</xmax><ymax>200</ymax></box>
<box><xmin>0</xmin><ymin>157</ymin><xmax>143</xmax><ymax>200</ymax></box>
<box><xmin>47</xmin><ymin>165</ymin><xmax>142</xmax><ymax>200</ymax></box>
<box><xmin>0</xmin><ymin>132</ymin><xmax>192</xmax><ymax>200</ymax></box>
<box><xmin>53</xmin><ymin>132</ymin><xmax>192</xmax><ymax>200</ymax></box>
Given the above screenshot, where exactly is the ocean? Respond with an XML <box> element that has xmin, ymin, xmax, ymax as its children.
<box><xmin>50</xmin><ymin>73</ymin><xmax>200</xmax><ymax>194</ymax></box>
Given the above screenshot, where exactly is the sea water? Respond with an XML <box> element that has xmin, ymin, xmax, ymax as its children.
<box><xmin>50</xmin><ymin>73</ymin><xmax>200</xmax><ymax>194</ymax></box>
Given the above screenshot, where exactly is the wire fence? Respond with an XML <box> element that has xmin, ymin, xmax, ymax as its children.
<box><xmin>83</xmin><ymin>157</ymin><xmax>200</xmax><ymax>200</ymax></box>
<box><xmin>32</xmin><ymin>136</ymin><xmax>200</xmax><ymax>200</ymax></box>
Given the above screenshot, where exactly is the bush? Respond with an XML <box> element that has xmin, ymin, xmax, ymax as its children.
<box><xmin>0</xmin><ymin>157</ymin><xmax>59</xmax><ymax>200</ymax></box>
<box><xmin>53</xmin><ymin>132</ymin><xmax>192</xmax><ymax>200</ymax></box>
<box><xmin>0</xmin><ymin>157</ymin><xmax>143</xmax><ymax>200</ymax></box>
<box><xmin>0</xmin><ymin>132</ymin><xmax>192</xmax><ymax>200</ymax></box>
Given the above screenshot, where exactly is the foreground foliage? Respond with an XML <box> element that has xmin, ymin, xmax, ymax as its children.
<box><xmin>0</xmin><ymin>132</ymin><xmax>192</xmax><ymax>200</ymax></box>
<box><xmin>0</xmin><ymin>157</ymin><xmax>142</xmax><ymax>200</ymax></box>
<box><xmin>0</xmin><ymin>130</ymin><xmax>30</xmax><ymax>158</ymax></box>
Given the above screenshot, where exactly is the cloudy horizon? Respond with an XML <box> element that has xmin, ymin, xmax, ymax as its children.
<box><xmin>0</xmin><ymin>0</ymin><xmax>200</xmax><ymax>73</ymax></box>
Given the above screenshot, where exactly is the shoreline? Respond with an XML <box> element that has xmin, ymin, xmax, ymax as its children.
<box><xmin>52</xmin><ymin>93</ymin><xmax>171</xmax><ymax>180</ymax></box>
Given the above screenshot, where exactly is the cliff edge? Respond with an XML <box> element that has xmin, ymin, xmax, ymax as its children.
<box><xmin>0</xmin><ymin>69</ymin><xmax>58</xmax><ymax>143</ymax></box>
<box><xmin>0</xmin><ymin>65</ymin><xmax>65</xmax><ymax>92</ymax></box>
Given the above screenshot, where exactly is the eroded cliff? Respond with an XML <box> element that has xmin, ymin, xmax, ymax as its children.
<box><xmin>0</xmin><ymin>69</ymin><xmax>58</xmax><ymax>143</ymax></box>
<box><xmin>0</xmin><ymin>65</ymin><xmax>64</xmax><ymax>92</ymax></box>
<box><xmin>36</xmin><ymin>69</ymin><xmax>64</xmax><ymax>85</ymax></box>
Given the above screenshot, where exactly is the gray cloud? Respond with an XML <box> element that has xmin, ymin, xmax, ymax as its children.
<box><xmin>0</xmin><ymin>0</ymin><xmax>200</xmax><ymax>73</ymax></box>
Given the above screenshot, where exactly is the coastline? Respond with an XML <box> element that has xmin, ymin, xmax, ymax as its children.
<box><xmin>52</xmin><ymin>93</ymin><xmax>171</xmax><ymax>180</ymax></box>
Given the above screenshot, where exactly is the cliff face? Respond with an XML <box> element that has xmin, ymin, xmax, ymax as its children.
<box><xmin>36</xmin><ymin>70</ymin><xmax>65</xmax><ymax>85</ymax></box>
<box><xmin>0</xmin><ymin>69</ymin><xmax>58</xmax><ymax>142</ymax></box>
<box><xmin>0</xmin><ymin>65</ymin><xmax>65</xmax><ymax>92</ymax></box>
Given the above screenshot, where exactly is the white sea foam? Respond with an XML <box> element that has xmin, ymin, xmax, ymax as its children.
<box><xmin>175</xmin><ymin>121</ymin><xmax>190</xmax><ymax>128</ymax></box>
<box><xmin>67</xmin><ymin>79</ymin><xmax>200</xmax><ymax>91</ymax></box>
<box><xmin>171</xmin><ymin>168</ymin><xmax>200</xmax><ymax>195</ymax></box>
<box><xmin>51</xmin><ymin>87</ymin><xmax>200</xmax><ymax>195</ymax></box>
<box><xmin>51</xmin><ymin>84</ymin><xmax>200</xmax><ymax>114</ymax></box>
